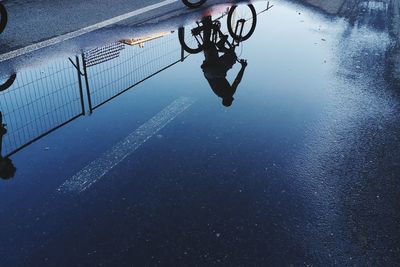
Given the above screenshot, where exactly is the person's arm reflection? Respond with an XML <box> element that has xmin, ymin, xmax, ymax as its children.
<box><xmin>229</xmin><ymin>59</ymin><xmax>247</xmax><ymax>101</ymax></box>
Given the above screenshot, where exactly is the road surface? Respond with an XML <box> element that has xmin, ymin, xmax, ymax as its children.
<box><xmin>0</xmin><ymin>0</ymin><xmax>399</xmax><ymax>266</ymax></box>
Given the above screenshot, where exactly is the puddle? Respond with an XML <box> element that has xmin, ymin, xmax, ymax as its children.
<box><xmin>0</xmin><ymin>0</ymin><xmax>399</xmax><ymax>266</ymax></box>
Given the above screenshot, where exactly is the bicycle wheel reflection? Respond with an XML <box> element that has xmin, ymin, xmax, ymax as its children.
<box><xmin>0</xmin><ymin>112</ymin><xmax>16</xmax><ymax>180</ymax></box>
<box><xmin>179</xmin><ymin>5</ymin><xmax>257</xmax><ymax>106</ymax></box>
<box><xmin>0</xmin><ymin>3</ymin><xmax>7</xmax><ymax>34</ymax></box>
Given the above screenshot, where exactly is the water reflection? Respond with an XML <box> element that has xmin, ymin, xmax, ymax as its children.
<box><xmin>300</xmin><ymin>0</ymin><xmax>390</xmax><ymax>29</ymax></box>
<box><xmin>0</xmin><ymin>0</ymin><xmax>397</xmax><ymax>170</ymax></box>
<box><xmin>0</xmin><ymin>3</ymin><xmax>266</xmax><ymax>178</ymax></box>
<box><xmin>298</xmin><ymin>0</ymin><xmax>400</xmax><ymax>84</ymax></box>
<box><xmin>82</xmin><ymin>33</ymin><xmax>184</xmax><ymax>112</ymax></box>
<box><xmin>181</xmin><ymin>14</ymin><xmax>250</xmax><ymax>107</ymax></box>
<box><xmin>202</xmin><ymin>45</ymin><xmax>247</xmax><ymax>107</ymax></box>
<box><xmin>179</xmin><ymin>3</ymin><xmax>269</xmax><ymax>106</ymax></box>
<box><xmin>0</xmin><ymin>1</ymin><xmax>398</xmax><ymax>265</ymax></box>
<box><xmin>0</xmin><ymin>30</ymin><xmax>187</xmax><ymax>178</ymax></box>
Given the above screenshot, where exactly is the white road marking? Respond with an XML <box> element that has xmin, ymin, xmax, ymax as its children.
<box><xmin>0</xmin><ymin>0</ymin><xmax>178</xmax><ymax>63</ymax></box>
<box><xmin>58</xmin><ymin>96</ymin><xmax>195</xmax><ymax>193</ymax></box>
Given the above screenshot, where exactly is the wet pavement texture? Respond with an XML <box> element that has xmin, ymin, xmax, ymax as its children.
<box><xmin>0</xmin><ymin>0</ymin><xmax>400</xmax><ymax>266</ymax></box>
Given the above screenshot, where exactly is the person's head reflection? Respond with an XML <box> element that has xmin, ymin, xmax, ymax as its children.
<box><xmin>222</xmin><ymin>96</ymin><xmax>234</xmax><ymax>107</ymax></box>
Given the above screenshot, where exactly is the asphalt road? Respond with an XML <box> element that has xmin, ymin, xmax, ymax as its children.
<box><xmin>0</xmin><ymin>0</ymin><xmax>183</xmax><ymax>54</ymax></box>
<box><xmin>0</xmin><ymin>0</ymin><xmax>399</xmax><ymax>266</ymax></box>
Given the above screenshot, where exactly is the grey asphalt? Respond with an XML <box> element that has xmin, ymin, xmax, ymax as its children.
<box><xmin>0</xmin><ymin>0</ymin><xmax>216</xmax><ymax>77</ymax></box>
<box><xmin>0</xmin><ymin>0</ymin><xmax>182</xmax><ymax>54</ymax></box>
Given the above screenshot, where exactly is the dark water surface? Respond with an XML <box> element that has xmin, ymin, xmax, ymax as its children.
<box><xmin>0</xmin><ymin>1</ymin><xmax>399</xmax><ymax>266</ymax></box>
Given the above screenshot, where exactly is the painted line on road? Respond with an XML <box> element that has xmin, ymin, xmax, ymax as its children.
<box><xmin>57</xmin><ymin>96</ymin><xmax>196</xmax><ymax>193</ymax></box>
<box><xmin>0</xmin><ymin>0</ymin><xmax>178</xmax><ymax>63</ymax></box>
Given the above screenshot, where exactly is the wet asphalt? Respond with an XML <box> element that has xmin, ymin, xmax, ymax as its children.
<box><xmin>0</xmin><ymin>0</ymin><xmax>400</xmax><ymax>266</ymax></box>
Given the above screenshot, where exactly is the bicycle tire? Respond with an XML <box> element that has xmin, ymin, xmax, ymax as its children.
<box><xmin>181</xmin><ymin>0</ymin><xmax>207</xmax><ymax>9</ymax></box>
<box><xmin>227</xmin><ymin>4</ymin><xmax>257</xmax><ymax>42</ymax></box>
<box><xmin>178</xmin><ymin>27</ymin><xmax>204</xmax><ymax>54</ymax></box>
<box><xmin>0</xmin><ymin>3</ymin><xmax>7</xmax><ymax>34</ymax></box>
<box><xmin>0</xmin><ymin>74</ymin><xmax>17</xmax><ymax>92</ymax></box>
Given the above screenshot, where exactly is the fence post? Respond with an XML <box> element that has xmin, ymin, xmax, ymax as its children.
<box><xmin>181</xmin><ymin>27</ymin><xmax>185</xmax><ymax>62</ymax></box>
<box><xmin>75</xmin><ymin>56</ymin><xmax>86</xmax><ymax>115</ymax></box>
<box><xmin>82</xmin><ymin>53</ymin><xmax>93</xmax><ymax>113</ymax></box>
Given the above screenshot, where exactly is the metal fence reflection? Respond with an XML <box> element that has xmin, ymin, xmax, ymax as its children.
<box><xmin>0</xmin><ymin>30</ymin><xmax>186</xmax><ymax>158</ymax></box>
<box><xmin>0</xmin><ymin>60</ymin><xmax>85</xmax><ymax>157</ymax></box>
<box><xmin>83</xmin><ymin>31</ymin><xmax>184</xmax><ymax>112</ymax></box>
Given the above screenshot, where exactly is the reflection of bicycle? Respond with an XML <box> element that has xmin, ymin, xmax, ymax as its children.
<box><xmin>182</xmin><ymin>0</ymin><xmax>207</xmax><ymax>9</ymax></box>
<box><xmin>179</xmin><ymin>4</ymin><xmax>257</xmax><ymax>54</ymax></box>
<box><xmin>0</xmin><ymin>3</ymin><xmax>7</xmax><ymax>34</ymax></box>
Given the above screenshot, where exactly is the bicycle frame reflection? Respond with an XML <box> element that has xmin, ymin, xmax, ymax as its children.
<box><xmin>179</xmin><ymin>3</ymin><xmax>272</xmax><ymax>107</ymax></box>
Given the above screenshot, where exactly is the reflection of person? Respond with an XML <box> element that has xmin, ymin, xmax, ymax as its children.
<box><xmin>201</xmin><ymin>16</ymin><xmax>247</xmax><ymax>107</ymax></box>
<box><xmin>0</xmin><ymin>112</ymin><xmax>16</xmax><ymax>180</ymax></box>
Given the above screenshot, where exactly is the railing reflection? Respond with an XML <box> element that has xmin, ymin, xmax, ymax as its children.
<box><xmin>82</xmin><ymin>31</ymin><xmax>184</xmax><ymax>112</ymax></box>
<box><xmin>0</xmin><ymin>30</ymin><xmax>186</xmax><ymax>176</ymax></box>
<box><xmin>0</xmin><ymin>60</ymin><xmax>85</xmax><ymax>158</ymax></box>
